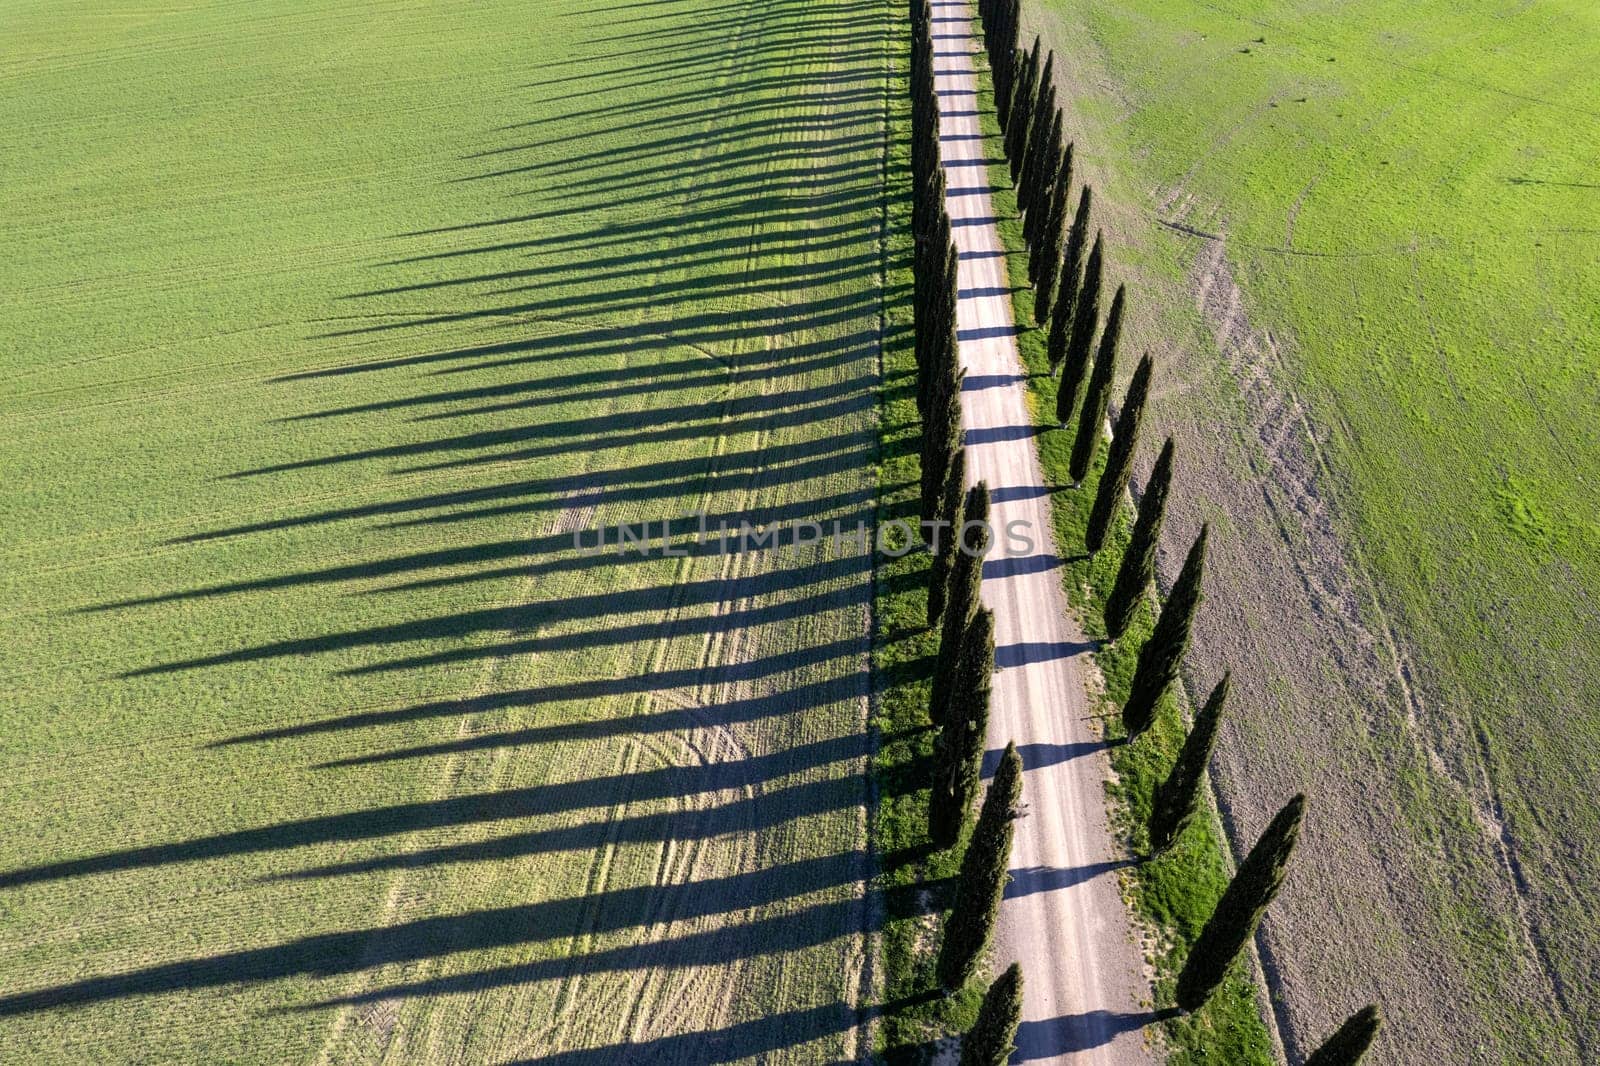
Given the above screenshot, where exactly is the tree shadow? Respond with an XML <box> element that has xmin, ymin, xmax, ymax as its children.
<box><xmin>0</xmin><ymin>876</ymin><xmax>945</xmax><ymax>1021</ymax></box>
<box><xmin>982</xmin><ymin>552</ymin><xmax>1061</xmax><ymax>579</ymax></box>
<box><xmin>993</xmin><ymin>640</ymin><xmax>1095</xmax><ymax>668</ymax></box>
<box><xmin>1003</xmin><ymin>859</ymin><xmax>1136</xmax><ymax>898</ymax></box>
<box><xmin>36</xmin><ymin>0</ymin><xmax>913</xmax><ymax>1059</ymax></box>
<box><xmin>1012</xmin><ymin>1008</ymin><xmax>1180</xmax><ymax>1058</ymax></box>
<box><xmin>982</xmin><ymin>737</ymin><xmax>1106</xmax><ymax>776</ymax></box>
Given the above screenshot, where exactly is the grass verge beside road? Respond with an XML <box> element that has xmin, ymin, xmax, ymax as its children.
<box><xmin>972</xmin><ymin>30</ymin><xmax>1278</xmax><ymax>1065</ymax></box>
<box><xmin>870</xmin><ymin>11</ymin><xmax>1275</xmax><ymax>1060</ymax></box>
<box><xmin>870</xmin><ymin>16</ymin><xmax>988</xmax><ymax>1060</ymax></box>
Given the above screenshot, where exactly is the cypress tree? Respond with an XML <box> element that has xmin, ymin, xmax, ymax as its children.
<box><xmin>1031</xmin><ymin>146</ymin><xmax>1073</xmax><ymax>320</ymax></box>
<box><xmin>1053</xmin><ymin>340</ymin><xmax>1079</xmax><ymax>428</ymax></box>
<box><xmin>918</xmin><ymin>237</ymin><xmax>957</xmax><ymax>408</ymax></box>
<box><xmin>937</xmin><ymin>741</ymin><xmax>1023</xmax><ymax>991</ymax></box>
<box><xmin>931</xmin><ymin>361</ymin><xmax>963</xmax><ymax>505</ymax></box>
<box><xmin>1017</xmin><ymin>65</ymin><xmax>1056</xmax><ymax>216</ymax></box>
<box><xmin>1023</xmin><ymin>112</ymin><xmax>1062</xmax><ymax>257</ymax></box>
<box><xmin>915</xmin><ymin>273</ymin><xmax>937</xmax><ymax>409</ymax></box>
<box><xmin>927</xmin><ymin>446</ymin><xmax>968</xmax><ymax>626</ymax></box>
<box><xmin>992</xmin><ymin>0</ymin><xmax>1017</xmax><ymax>89</ymax></box>
<box><xmin>1086</xmin><ymin>353</ymin><xmax>1152</xmax><ymax>555</ymax></box>
<box><xmin>930</xmin><ymin>482</ymin><xmax>990</xmax><ymax>720</ymax></box>
<box><xmin>998</xmin><ymin>39</ymin><xmax>1036</xmax><ymax>140</ymax></box>
<box><xmin>921</xmin><ymin>362</ymin><xmax>963</xmax><ymax>525</ymax></box>
<box><xmin>1305</xmin><ymin>1006</ymin><xmax>1383</xmax><ymax>1066</ymax></box>
<box><xmin>910</xmin><ymin>7</ymin><xmax>937</xmax><ymax>201</ymax></box>
<box><xmin>1003</xmin><ymin>45</ymin><xmax>1032</xmax><ymax>144</ymax></box>
<box><xmin>940</xmin><ymin>238</ymin><xmax>959</xmax><ymax>336</ymax></box>
<box><xmin>929</xmin><ymin>606</ymin><xmax>995</xmax><ymax>847</ymax></box>
<box><xmin>919</xmin><ymin>239</ymin><xmax>958</xmax><ymax>409</ymax></box>
<box><xmin>918</xmin><ymin>206</ymin><xmax>951</xmax><ymax>298</ymax></box>
<box><xmin>1069</xmin><ymin>283</ymin><xmax>1126</xmax><ymax>482</ymax></box>
<box><xmin>994</xmin><ymin>33</ymin><xmax>1017</xmax><ymax>129</ymax></box>
<box><xmin>930</xmin><ymin>222</ymin><xmax>955</xmax><ymax>325</ymax></box>
<box><xmin>1148</xmin><ymin>671</ymin><xmax>1229</xmax><ymax>854</ymax></box>
<box><xmin>1024</xmin><ymin>111</ymin><xmax>1062</xmax><ymax>252</ymax></box>
<box><xmin>1006</xmin><ymin>40</ymin><xmax>1041</xmax><ymax>180</ymax></box>
<box><xmin>1000</xmin><ymin>1</ymin><xmax>1021</xmax><ymax>60</ymax></box>
<box><xmin>1020</xmin><ymin>104</ymin><xmax>1056</xmax><ymax>218</ymax></box>
<box><xmin>1056</xmin><ymin>232</ymin><xmax>1103</xmax><ymax>415</ymax></box>
<box><xmin>1046</xmin><ymin>186</ymin><xmax>1092</xmax><ymax>374</ymax></box>
<box><xmin>915</xmin><ymin>159</ymin><xmax>946</xmax><ymax>245</ymax></box>
<box><xmin>994</xmin><ymin>0</ymin><xmax>1020</xmax><ymax>105</ymax></box>
<box><xmin>911</xmin><ymin>4</ymin><xmax>931</xmax><ymax>83</ymax></box>
<box><xmin>916</xmin><ymin>179</ymin><xmax>945</xmax><ymax>272</ymax></box>
<box><xmin>914</xmin><ymin>221</ymin><xmax>951</xmax><ymax>409</ymax></box>
<box><xmin>1175</xmin><ymin>794</ymin><xmax>1306</xmax><ymax>1012</ymax></box>
<box><xmin>1104</xmin><ymin>436</ymin><xmax>1173</xmax><ymax>640</ymax></box>
<box><xmin>1121</xmin><ymin>522</ymin><xmax>1208</xmax><ymax>739</ymax></box>
<box><xmin>960</xmin><ymin>963</ymin><xmax>1024</xmax><ymax>1066</ymax></box>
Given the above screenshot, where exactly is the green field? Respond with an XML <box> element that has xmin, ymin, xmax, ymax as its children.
<box><xmin>1022</xmin><ymin>0</ymin><xmax>1600</xmax><ymax>1060</ymax></box>
<box><xmin>0</xmin><ymin>0</ymin><xmax>891</xmax><ymax>1060</ymax></box>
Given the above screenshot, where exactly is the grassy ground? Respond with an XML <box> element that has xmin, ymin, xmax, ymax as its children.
<box><xmin>0</xmin><ymin>0</ymin><xmax>892</xmax><ymax>1061</ymax></box>
<box><xmin>1007</xmin><ymin>0</ymin><xmax>1600</xmax><ymax>1060</ymax></box>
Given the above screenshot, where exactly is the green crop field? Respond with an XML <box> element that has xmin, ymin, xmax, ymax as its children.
<box><xmin>0</xmin><ymin>0</ymin><xmax>893</xmax><ymax>1061</ymax></box>
<box><xmin>1022</xmin><ymin>0</ymin><xmax>1600</xmax><ymax>1060</ymax></box>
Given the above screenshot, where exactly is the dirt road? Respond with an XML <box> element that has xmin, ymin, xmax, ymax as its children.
<box><xmin>930</xmin><ymin>4</ymin><xmax>1156</xmax><ymax>1061</ymax></box>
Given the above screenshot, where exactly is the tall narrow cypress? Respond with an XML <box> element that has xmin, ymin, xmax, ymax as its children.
<box><xmin>1121</xmin><ymin>523</ymin><xmax>1208</xmax><ymax>739</ymax></box>
<box><xmin>1056</xmin><ymin>233</ymin><xmax>1103</xmax><ymax>416</ymax></box>
<box><xmin>918</xmin><ymin>239</ymin><xmax>957</xmax><ymax>403</ymax></box>
<box><xmin>1175</xmin><ymin>794</ymin><xmax>1307</xmax><ymax>1011</ymax></box>
<box><xmin>921</xmin><ymin>361</ymin><xmax>963</xmax><ymax>525</ymax></box>
<box><xmin>941</xmin><ymin>237</ymin><xmax>959</xmax><ymax>334</ymax></box>
<box><xmin>1023</xmin><ymin>112</ymin><xmax>1063</xmax><ymax>258</ymax></box>
<box><xmin>915</xmin><ymin>161</ymin><xmax>946</xmax><ymax>245</ymax></box>
<box><xmin>1104</xmin><ymin>437</ymin><xmax>1174</xmax><ymax>640</ymax></box>
<box><xmin>929</xmin><ymin>606</ymin><xmax>995</xmax><ymax>847</ymax></box>
<box><xmin>1053</xmin><ymin>338</ymin><xmax>1079</xmax><ymax>428</ymax></box>
<box><xmin>930</xmin><ymin>482</ymin><xmax>990</xmax><ymax>721</ymax></box>
<box><xmin>1148</xmin><ymin>672</ymin><xmax>1229</xmax><ymax>854</ymax></box>
<box><xmin>960</xmin><ymin>963</ymin><xmax>1024</xmax><ymax>1066</ymax></box>
<box><xmin>1006</xmin><ymin>43</ymin><xmax>1036</xmax><ymax>142</ymax></box>
<box><xmin>994</xmin><ymin>37</ymin><xmax>1017</xmax><ymax>129</ymax></box>
<box><xmin>914</xmin><ymin>224</ymin><xmax>953</xmax><ymax>413</ymax></box>
<box><xmin>1006</xmin><ymin>40</ymin><xmax>1041</xmax><ymax>180</ymax></box>
<box><xmin>1031</xmin><ymin>145</ymin><xmax>1073</xmax><ymax>315</ymax></box>
<box><xmin>937</xmin><ymin>741</ymin><xmax>1023</xmax><ymax>991</ymax></box>
<box><xmin>910</xmin><ymin>1</ymin><xmax>938</xmax><ymax>202</ymax></box>
<box><xmin>1069</xmin><ymin>283</ymin><xmax>1126</xmax><ymax>482</ymax></box>
<box><xmin>1000</xmin><ymin>45</ymin><xmax>1022</xmax><ymax>136</ymax></box>
<box><xmin>927</xmin><ymin>446</ymin><xmax>968</xmax><ymax>625</ymax></box>
<box><xmin>919</xmin><ymin>234</ymin><xmax>959</xmax><ymax>418</ymax></box>
<box><xmin>1047</xmin><ymin>187</ymin><xmax>1092</xmax><ymax>374</ymax></box>
<box><xmin>1305</xmin><ymin>1006</ymin><xmax>1383</xmax><ymax>1066</ymax></box>
<box><xmin>1004</xmin><ymin>44</ymin><xmax>1030</xmax><ymax>139</ymax></box>
<box><xmin>1086</xmin><ymin>353</ymin><xmax>1153</xmax><ymax>555</ymax></box>
<box><xmin>1017</xmin><ymin>57</ymin><xmax>1056</xmax><ymax>215</ymax></box>
<box><xmin>921</xmin><ymin>208</ymin><xmax>952</xmax><ymax>296</ymax></box>
<box><xmin>997</xmin><ymin>0</ymin><xmax>1021</xmax><ymax>81</ymax></box>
